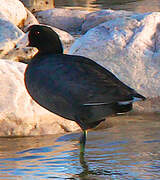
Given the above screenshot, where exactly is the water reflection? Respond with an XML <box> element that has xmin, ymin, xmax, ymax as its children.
<box><xmin>55</xmin><ymin>0</ymin><xmax>138</xmax><ymax>10</ymax></box>
<box><xmin>21</xmin><ymin>0</ymin><xmax>160</xmax><ymax>13</ymax></box>
<box><xmin>79</xmin><ymin>153</ymin><xmax>121</xmax><ymax>179</ymax></box>
<box><xmin>55</xmin><ymin>0</ymin><xmax>160</xmax><ymax>12</ymax></box>
<box><xmin>0</xmin><ymin>134</ymin><xmax>78</xmax><ymax>179</ymax></box>
<box><xmin>0</xmin><ymin>114</ymin><xmax>160</xmax><ymax>179</ymax></box>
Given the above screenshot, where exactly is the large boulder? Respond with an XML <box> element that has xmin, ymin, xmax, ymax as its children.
<box><xmin>0</xmin><ymin>0</ymin><xmax>27</xmax><ymax>27</ymax></box>
<box><xmin>70</xmin><ymin>12</ymin><xmax>160</xmax><ymax>113</ymax></box>
<box><xmin>0</xmin><ymin>0</ymin><xmax>39</xmax><ymax>31</ymax></box>
<box><xmin>34</xmin><ymin>8</ymin><xmax>89</xmax><ymax>33</ymax></box>
<box><xmin>0</xmin><ymin>0</ymin><xmax>39</xmax><ymax>61</ymax></box>
<box><xmin>82</xmin><ymin>9</ymin><xmax>138</xmax><ymax>33</ymax></box>
<box><xmin>0</xmin><ymin>60</ymin><xmax>80</xmax><ymax>136</ymax></box>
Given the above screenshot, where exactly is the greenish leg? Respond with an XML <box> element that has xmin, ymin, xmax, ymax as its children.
<box><xmin>80</xmin><ymin>130</ymin><xmax>87</xmax><ymax>154</ymax></box>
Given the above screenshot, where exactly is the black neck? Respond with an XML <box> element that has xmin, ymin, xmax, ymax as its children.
<box><xmin>37</xmin><ymin>43</ymin><xmax>63</xmax><ymax>55</ymax></box>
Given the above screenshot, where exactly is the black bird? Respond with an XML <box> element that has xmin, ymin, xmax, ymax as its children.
<box><xmin>24</xmin><ymin>25</ymin><xmax>146</xmax><ymax>153</ymax></box>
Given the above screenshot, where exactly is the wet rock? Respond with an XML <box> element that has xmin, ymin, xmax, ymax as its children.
<box><xmin>34</xmin><ymin>8</ymin><xmax>89</xmax><ymax>33</ymax></box>
<box><xmin>82</xmin><ymin>9</ymin><xmax>138</xmax><ymax>33</ymax></box>
<box><xmin>0</xmin><ymin>0</ymin><xmax>27</xmax><ymax>27</ymax></box>
<box><xmin>70</xmin><ymin>12</ymin><xmax>160</xmax><ymax>112</ymax></box>
<box><xmin>0</xmin><ymin>60</ymin><xmax>80</xmax><ymax>136</ymax></box>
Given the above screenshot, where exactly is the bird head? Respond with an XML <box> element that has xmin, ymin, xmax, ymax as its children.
<box><xmin>27</xmin><ymin>24</ymin><xmax>63</xmax><ymax>54</ymax></box>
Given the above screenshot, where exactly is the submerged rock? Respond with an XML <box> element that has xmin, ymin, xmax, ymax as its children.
<box><xmin>0</xmin><ymin>60</ymin><xmax>80</xmax><ymax>136</ymax></box>
<box><xmin>70</xmin><ymin>12</ymin><xmax>160</xmax><ymax>112</ymax></box>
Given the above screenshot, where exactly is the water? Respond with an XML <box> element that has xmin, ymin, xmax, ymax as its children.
<box><xmin>55</xmin><ymin>0</ymin><xmax>160</xmax><ymax>12</ymax></box>
<box><xmin>21</xmin><ymin>0</ymin><xmax>160</xmax><ymax>12</ymax></box>
<box><xmin>0</xmin><ymin>114</ymin><xmax>160</xmax><ymax>179</ymax></box>
<box><xmin>20</xmin><ymin>0</ymin><xmax>160</xmax><ymax>12</ymax></box>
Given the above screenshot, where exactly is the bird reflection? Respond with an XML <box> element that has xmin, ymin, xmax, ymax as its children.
<box><xmin>78</xmin><ymin>152</ymin><xmax>114</xmax><ymax>178</ymax></box>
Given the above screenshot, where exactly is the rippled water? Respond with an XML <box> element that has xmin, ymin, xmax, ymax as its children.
<box><xmin>1</xmin><ymin>114</ymin><xmax>160</xmax><ymax>179</ymax></box>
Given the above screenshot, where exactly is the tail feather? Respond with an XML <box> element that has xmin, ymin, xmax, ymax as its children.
<box><xmin>113</xmin><ymin>103</ymin><xmax>132</xmax><ymax>114</ymax></box>
<box><xmin>134</xmin><ymin>92</ymin><xmax>146</xmax><ymax>101</ymax></box>
<box><xmin>118</xmin><ymin>92</ymin><xmax>146</xmax><ymax>105</ymax></box>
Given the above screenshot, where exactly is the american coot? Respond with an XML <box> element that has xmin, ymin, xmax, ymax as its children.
<box><xmin>25</xmin><ymin>25</ymin><xmax>146</xmax><ymax>153</ymax></box>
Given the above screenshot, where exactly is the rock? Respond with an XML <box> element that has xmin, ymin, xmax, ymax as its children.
<box><xmin>0</xmin><ymin>1</ymin><xmax>39</xmax><ymax>61</ymax></box>
<box><xmin>23</xmin><ymin>8</ymin><xmax>39</xmax><ymax>32</ymax></box>
<box><xmin>0</xmin><ymin>14</ymin><xmax>24</xmax><ymax>59</ymax></box>
<box><xmin>82</xmin><ymin>9</ymin><xmax>138</xmax><ymax>33</ymax></box>
<box><xmin>51</xmin><ymin>26</ymin><xmax>75</xmax><ymax>53</ymax></box>
<box><xmin>0</xmin><ymin>20</ymin><xmax>38</xmax><ymax>62</ymax></box>
<box><xmin>34</xmin><ymin>8</ymin><xmax>89</xmax><ymax>33</ymax></box>
<box><xmin>51</xmin><ymin>26</ymin><xmax>75</xmax><ymax>45</ymax></box>
<box><xmin>69</xmin><ymin>12</ymin><xmax>160</xmax><ymax>113</ymax></box>
<box><xmin>0</xmin><ymin>0</ymin><xmax>39</xmax><ymax>32</ymax></box>
<box><xmin>0</xmin><ymin>6</ymin><xmax>77</xmax><ymax>61</ymax></box>
<box><xmin>0</xmin><ymin>60</ymin><xmax>80</xmax><ymax>136</ymax></box>
<box><xmin>0</xmin><ymin>9</ymin><xmax>37</xmax><ymax>62</ymax></box>
<box><xmin>0</xmin><ymin>0</ymin><xmax>27</xmax><ymax>27</ymax></box>
<box><xmin>3</xmin><ymin>46</ymin><xmax>38</xmax><ymax>63</ymax></box>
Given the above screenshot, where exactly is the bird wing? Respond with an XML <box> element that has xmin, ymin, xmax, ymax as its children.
<box><xmin>34</xmin><ymin>54</ymin><xmax>137</xmax><ymax>106</ymax></box>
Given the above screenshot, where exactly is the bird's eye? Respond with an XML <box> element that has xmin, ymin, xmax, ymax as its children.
<box><xmin>35</xmin><ymin>31</ymin><xmax>40</xmax><ymax>35</ymax></box>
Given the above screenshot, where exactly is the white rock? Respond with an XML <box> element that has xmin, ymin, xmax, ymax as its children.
<box><xmin>82</xmin><ymin>9</ymin><xmax>138</xmax><ymax>33</ymax></box>
<box><xmin>70</xmin><ymin>12</ymin><xmax>160</xmax><ymax>112</ymax></box>
<box><xmin>0</xmin><ymin>1</ymin><xmax>39</xmax><ymax>61</ymax></box>
<box><xmin>0</xmin><ymin>0</ymin><xmax>27</xmax><ymax>26</ymax></box>
<box><xmin>34</xmin><ymin>8</ymin><xmax>89</xmax><ymax>33</ymax></box>
<box><xmin>0</xmin><ymin>14</ymin><xmax>24</xmax><ymax>58</ymax></box>
<box><xmin>51</xmin><ymin>26</ymin><xmax>75</xmax><ymax>53</ymax></box>
<box><xmin>0</xmin><ymin>60</ymin><xmax>80</xmax><ymax>136</ymax></box>
<box><xmin>23</xmin><ymin>8</ymin><xmax>39</xmax><ymax>32</ymax></box>
<box><xmin>51</xmin><ymin>26</ymin><xmax>75</xmax><ymax>45</ymax></box>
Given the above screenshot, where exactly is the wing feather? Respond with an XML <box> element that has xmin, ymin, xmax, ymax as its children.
<box><xmin>34</xmin><ymin>54</ymin><xmax>136</xmax><ymax>106</ymax></box>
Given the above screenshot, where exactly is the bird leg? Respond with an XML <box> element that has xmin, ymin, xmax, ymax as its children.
<box><xmin>80</xmin><ymin>130</ymin><xmax>87</xmax><ymax>154</ymax></box>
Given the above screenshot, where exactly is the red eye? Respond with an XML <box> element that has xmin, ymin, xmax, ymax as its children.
<box><xmin>35</xmin><ymin>31</ymin><xmax>40</xmax><ymax>35</ymax></box>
